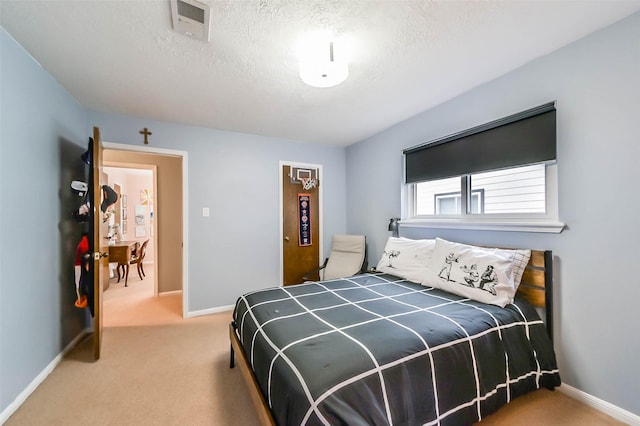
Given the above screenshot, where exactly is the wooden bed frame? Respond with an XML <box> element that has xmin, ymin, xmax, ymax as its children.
<box><xmin>229</xmin><ymin>249</ymin><xmax>553</xmax><ymax>426</ymax></box>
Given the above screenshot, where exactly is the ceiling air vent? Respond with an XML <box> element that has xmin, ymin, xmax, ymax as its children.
<box><xmin>170</xmin><ymin>0</ymin><xmax>211</xmax><ymax>42</ymax></box>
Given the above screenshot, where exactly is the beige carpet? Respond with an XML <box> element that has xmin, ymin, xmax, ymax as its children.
<box><xmin>103</xmin><ymin>262</ymin><xmax>186</xmax><ymax>327</ymax></box>
<box><xmin>476</xmin><ymin>389</ymin><xmax>626</xmax><ymax>425</ymax></box>
<box><xmin>7</xmin><ymin>277</ymin><xmax>260</xmax><ymax>426</ymax></box>
<box><xmin>5</xmin><ymin>271</ymin><xmax>625</xmax><ymax>425</ymax></box>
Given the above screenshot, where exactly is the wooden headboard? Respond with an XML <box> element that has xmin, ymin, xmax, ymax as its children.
<box><xmin>516</xmin><ymin>250</ymin><xmax>554</xmax><ymax>343</ymax></box>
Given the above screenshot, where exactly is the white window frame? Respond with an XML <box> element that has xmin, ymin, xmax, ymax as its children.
<box><xmin>402</xmin><ymin>163</ymin><xmax>564</xmax><ymax>233</ymax></box>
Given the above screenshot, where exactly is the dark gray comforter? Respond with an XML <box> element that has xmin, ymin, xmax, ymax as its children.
<box><xmin>232</xmin><ymin>273</ymin><xmax>560</xmax><ymax>425</ymax></box>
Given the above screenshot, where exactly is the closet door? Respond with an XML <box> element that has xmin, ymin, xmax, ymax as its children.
<box><xmin>282</xmin><ymin>164</ymin><xmax>321</xmax><ymax>285</ymax></box>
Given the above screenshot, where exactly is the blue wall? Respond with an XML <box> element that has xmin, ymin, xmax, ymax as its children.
<box><xmin>1</xmin><ymin>29</ymin><xmax>88</xmax><ymax>413</ymax></box>
<box><xmin>346</xmin><ymin>12</ymin><xmax>640</xmax><ymax>415</ymax></box>
<box><xmin>86</xmin><ymin>112</ymin><xmax>347</xmax><ymax>311</ymax></box>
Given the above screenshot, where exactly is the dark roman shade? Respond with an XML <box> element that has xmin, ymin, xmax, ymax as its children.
<box><xmin>404</xmin><ymin>102</ymin><xmax>556</xmax><ymax>184</ymax></box>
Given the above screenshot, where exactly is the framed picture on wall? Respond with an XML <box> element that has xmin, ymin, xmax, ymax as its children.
<box><xmin>135</xmin><ymin>226</ymin><xmax>145</xmax><ymax>238</ymax></box>
<box><xmin>122</xmin><ymin>221</ymin><xmax>127</xmax><ymax>234</ymax></box>
<box><xmin>135</xmin><ymin>205</ymin><xmax>145</xmax><ymax>225</ymax></box>
<box><xmin>122</xmin><ymin>194</ymin><xmax>127</xmax><ymax>208</ymax></box>
<box><xmin>122</xmin><ymin>209</ymin><xmax>127</xmax><ymax>220</ymax></box>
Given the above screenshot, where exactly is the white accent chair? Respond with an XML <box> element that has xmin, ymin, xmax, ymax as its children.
<box><xmin>304</xmin><ymin>234</ymin><xmax>367</xmax><ymax>281</ymax></box>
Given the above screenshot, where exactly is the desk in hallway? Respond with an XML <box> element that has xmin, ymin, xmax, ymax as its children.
<box><xmin>108</xmin><ymin>240</ymin><xmax>138</xmax><ymax>286</ymax></box>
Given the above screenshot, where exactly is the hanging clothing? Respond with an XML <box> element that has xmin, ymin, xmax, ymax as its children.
<box><xmin>74</xmin><ymin>234</ymin><xmax>90</xmax><ymax>309</ymax></box>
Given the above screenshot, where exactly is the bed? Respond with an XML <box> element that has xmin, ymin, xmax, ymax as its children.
<box><xmin>230</xmin><ymin>238</ymin><xmax>561</xmax><ymax>425</ymax></box>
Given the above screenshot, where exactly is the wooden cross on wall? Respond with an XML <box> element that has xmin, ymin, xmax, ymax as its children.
<box><xmin>139</xmin><ymin>128</ymin><xmax>152</xmax><ymax>144</ymax></box>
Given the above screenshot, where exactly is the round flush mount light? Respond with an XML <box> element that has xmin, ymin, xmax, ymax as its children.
<box><xmin>299</xmin><ymin>54</ymin><xmax>348</xmax><ymax>88</ymax></box>
<box><xmin>298</xmin><ymin>31</ymin><xmax>350</xmax><ymax>88</ymax></box>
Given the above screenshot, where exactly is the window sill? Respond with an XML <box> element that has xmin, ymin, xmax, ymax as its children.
<box><xmin>400</xmin><ymin>218</ymin><xmax>565</xmax><ymax>234</ymax></box>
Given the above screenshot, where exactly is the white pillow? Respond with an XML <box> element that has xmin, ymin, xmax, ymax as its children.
<box><xmin>376</xmin><ymin>237</ymin><xmax>435</xmax><ymax>283</ymax></box>
<box><xmin>491</xmin><ymin>247</ymin><xmax>531</xmax><ymax>291</ymax></box>
<box><xmin>422</xmin><ymin>238</ymin><xmax>519</xmax><ymax>307</ymax></box>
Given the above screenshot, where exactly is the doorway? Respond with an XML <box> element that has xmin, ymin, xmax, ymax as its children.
<box><xmin>102</xmin><ymin>166</ymin><xmax>162</xmax><ymax>325</ymax></box>
<box><xmin>102</xmin><ymin>142</ymin><xmax>188</xmax><ymax>323</ymax></box>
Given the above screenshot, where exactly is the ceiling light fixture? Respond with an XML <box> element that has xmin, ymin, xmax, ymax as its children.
<box><xmin>298</xmin><ymin>31</ymin><xmax>349</xmax><ymax>88</ymax></box>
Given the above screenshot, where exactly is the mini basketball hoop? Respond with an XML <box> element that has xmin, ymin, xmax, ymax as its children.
<box><xmin>291</xmin><ymin>167</ymin><xmax>319</xmax><ymax>190</ymax></box>
<box><xmin>300</xmin><ymin>176</ymin><xmax>317</xmax><ymax>190</ymax></box>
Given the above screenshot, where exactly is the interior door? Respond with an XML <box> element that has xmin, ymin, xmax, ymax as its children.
<box><xmin>282</xmin><ymin>164</ymin><xmax>321</xmax><ymax>285</ymax></box>
<box><xmin>91</xmin><ymin>126</ymin><xmax>108</xmax><ymax>360</ymax></box>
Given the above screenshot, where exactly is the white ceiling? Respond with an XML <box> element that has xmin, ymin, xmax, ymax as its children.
<box><xmin>2</xmin><ymin>1</ymin><xmax>639</xmax><ymax>146</ymax></box>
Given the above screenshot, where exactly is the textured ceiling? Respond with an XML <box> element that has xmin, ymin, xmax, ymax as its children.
<box><xmin>2</xmin><ymin>1</ymin><xmax>639</xmax><ymax>146</ymax></box>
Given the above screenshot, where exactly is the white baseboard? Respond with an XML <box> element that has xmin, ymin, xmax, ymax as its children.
<box><xmin>159</xmin><ymin>289</ymin><xmax>182</xmax><ymax>297</ymax></box>
<box><xmin>185</xmin><ymin>304</ymin><xmax>234</xmax><ymax>318</ymax></box>
<box><xmin>558</xmin><ymin>384</ymin><xmax>640</xmax><ymax>425</ymax></box>
<box><xmin>0</xmin><ymin>328</ymin><xmax>91</xmax><ymax>424</ymax></box>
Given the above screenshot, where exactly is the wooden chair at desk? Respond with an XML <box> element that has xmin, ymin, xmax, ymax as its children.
<box><xmin>121</xmin><ymin>239</ymin><xmax>149</xmax><ymax>285</ymax></box>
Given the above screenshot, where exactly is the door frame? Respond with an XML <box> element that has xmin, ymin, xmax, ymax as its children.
<box><xmin>103</xmin><ymin>141</ymin><xmax>189</xmax><ymax>317</ymax></box>
<box><xmin>279</xmin><ymin>160</ymin><xmax>324</xmax><ymax>286</ymax></box>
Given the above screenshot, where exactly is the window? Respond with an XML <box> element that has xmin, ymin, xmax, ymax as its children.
<box><xmin>408</xmin><ymin>163</ymin><xmax>561</xmax><ymax>232</ymax></box>
<box><xmin>420</xmin><ymin>180</ymin><xmax>485</xmax><ymax>215</ymax></box>
<box><xmin>415</xmin><ymin>164</ymin><xmax>544</xmax><ymax>216</ymax></box>
<box><xmin>435</xmin><ymin>192</ymin><xmax>463</xmax><ymax>215</ymax></box>
<box><xmin>403</xmin><ymin>103</ymin><xmax>564</xmax><ymax>233</ymax></box>
<box><xmin>471</xmin><ymin>165</ymin><xmax>544</xmax><ymax>214</ymax></box>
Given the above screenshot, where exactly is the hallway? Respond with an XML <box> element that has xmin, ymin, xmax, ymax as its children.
<box><xmin>103</xmin><ymin>263</ymin><xmax>183</xmax><ymax>327</ymax></box>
